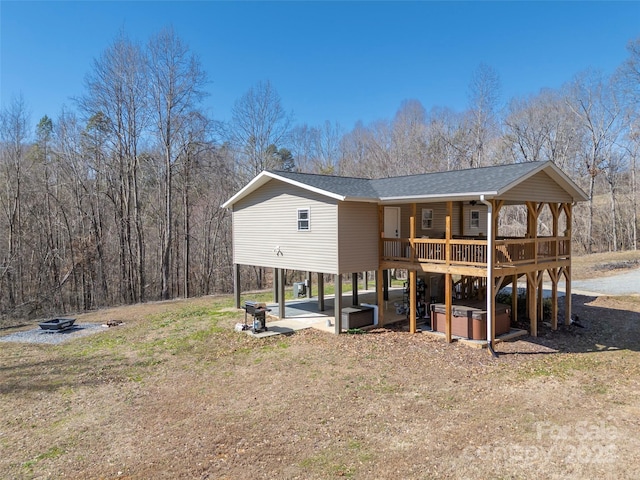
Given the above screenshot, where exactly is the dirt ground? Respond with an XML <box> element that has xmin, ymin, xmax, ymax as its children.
<box><xmin>1</xmin><ymin>262</ymin><xmax>640</xmax><ymax>479</ymax></box>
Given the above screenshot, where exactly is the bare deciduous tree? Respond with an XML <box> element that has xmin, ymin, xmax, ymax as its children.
<box><xmin>79</xmin><ymin>31</ymin><xmax>148</xmax><ymax>303</ymax></box>
<box><xmin>566</xmin><ymin>70</ymin><xmax>623</xmax><ymax>253</ymax></box>
<box><xmin>466</xmin><ymin>63</ymin><xmax>502</xmax><ymax>167</ymax></box>
<box><xmin>0</xmin><ymin>95</ymin><xmax>30</xmax><ymax>311</ymax></box>
<box><xmin>229</xmin><ymin>80</ymin><xmax>293</xmax><ymax>179</ymax></box>
<box><xmin>147</xmin><ymin>27</ymin><xmax>208</xmax><ymax>300</ymax></box>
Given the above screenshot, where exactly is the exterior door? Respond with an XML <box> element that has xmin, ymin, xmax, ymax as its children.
<box><xmin>383</xmin><ymin>207</ymin><xmax>401</xmax><ymax>256</ymax></box>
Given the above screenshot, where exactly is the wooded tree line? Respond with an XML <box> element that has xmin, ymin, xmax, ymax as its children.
<box><xmin>1</xmin><ymin>29</ymin><xmax>639</xmax><ymax>318</ymax></box>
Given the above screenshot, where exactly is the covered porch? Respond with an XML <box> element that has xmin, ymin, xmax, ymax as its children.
<box><xmin>377</xmin><ymin>199</ymin><xmax>575</xmax><ymax>347</ymax></box>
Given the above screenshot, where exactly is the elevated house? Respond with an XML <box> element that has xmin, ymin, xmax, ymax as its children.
<box><xmin>222</xmin><ymin>161</ymin><xmax>588</xmax><ymax>348</ymax></box>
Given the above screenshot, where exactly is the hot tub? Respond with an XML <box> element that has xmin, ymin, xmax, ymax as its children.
<box><xmin>430</xmin><ymin>302</ymin><xmax>510</xmax><ymax>340</ymax></box>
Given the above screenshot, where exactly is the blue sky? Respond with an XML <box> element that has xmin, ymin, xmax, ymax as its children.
<box><xmin>1</xmin><ymin>1</ymin><xmax>639</xmax><ymax>134</ymax></box>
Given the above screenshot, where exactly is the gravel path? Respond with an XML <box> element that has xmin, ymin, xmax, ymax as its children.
<box><xmin>573</xmin><ymin>268</ymin><xmax>640</xmax><ymax>296</ymax></box>
<box><xmin>0</xmin><ymin>323</ymin><xmax>107</xmax><ymax>345</ymax></box>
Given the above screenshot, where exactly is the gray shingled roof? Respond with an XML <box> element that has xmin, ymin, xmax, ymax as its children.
<box><xmin>220</xmin><ymin>160</ymin><xmax>586</xmax><ymax>208</ymax></box>
<box><xmin>267</xmin><ymin>170</ymin><xmax>380</xmax><ymax>199</ymax></box>
<box><xmin>370</xmin><ymin>161</ymin><xmax>544</xmax><ymax>199</ymax></box>
<box><xmin>271</xmin><ymin>161</ymin><xmax>545</xmax><ymax>200</ymax></box>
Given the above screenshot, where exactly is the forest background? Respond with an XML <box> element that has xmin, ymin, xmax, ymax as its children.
<box><xmin>2</xmin><ymin>27</ymin><xmax>640</xmax><ymax>318</ymax></box>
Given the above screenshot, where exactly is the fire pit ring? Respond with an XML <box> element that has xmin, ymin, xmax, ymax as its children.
<box><xmin>38</xmin><ymin>318</ymin><xmax>77</xmax><ymax>332</ymax></box>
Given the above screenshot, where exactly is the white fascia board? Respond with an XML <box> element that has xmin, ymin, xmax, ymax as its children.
<box><xmin>379</xmin><ymin>191</ymin><xmax>497</xmax><ymax>203</ymax></box>
<box><xmin>221</xmin><ymin>172</ymin><xmax>271</xmax><ymax>208</ymax></box>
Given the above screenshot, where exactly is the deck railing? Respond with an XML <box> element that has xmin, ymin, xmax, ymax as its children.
<box><xmin>382</xmin><ymin>236</ymin><xmax>570</xmax><ymax>268</ymax></box>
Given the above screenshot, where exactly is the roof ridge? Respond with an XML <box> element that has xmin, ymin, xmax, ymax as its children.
<box><xmin>269</xmin><ymin>169</ymin><xmax>370</xmax><ymax>181</ymax></box>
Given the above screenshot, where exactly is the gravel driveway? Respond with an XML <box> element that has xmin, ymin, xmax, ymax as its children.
<box><xmin>573</xmin><ymin>267</ymin><xmax>640</xmax><ymax>295</ymax></box>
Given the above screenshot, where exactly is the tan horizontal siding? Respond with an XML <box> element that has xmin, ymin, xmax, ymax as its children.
<box><xmin>233</xmin><ymin>179</ymin><xmax>339</xmax><ymax>273</ymax></box>
<box><xmin>500</xmin><ymin>171</ymin><xmax>573</xmax><ymax>203</ymax></box>
<box><xmin>337</xmin><ymin>202</ymin><xmax>379</xmax><ymax>273</ymax></box>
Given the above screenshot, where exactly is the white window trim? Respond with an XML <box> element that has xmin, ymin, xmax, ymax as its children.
<box><xmin>297</xmin><ymin>207</ymin><xmax>310</xmax><ymax>231</ymax></box>
<box><xmin>421</xmin><ymin>208</ymin><xmax>433</xmax><ymax>230</ymax></box>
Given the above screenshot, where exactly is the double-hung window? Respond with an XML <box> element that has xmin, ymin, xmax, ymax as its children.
<box><xmin>470</xmin><ymin>210</ymin><xmax>480</xmax><ymax>229</ymax></box>
<box><xmin>297</xmin><ymin>208</ymin><xmax>310</xmax><ymax>231</ymax></box>
<box><xmin>421</xmin><ymin>208</ymin><xmax>433</xmax><ymax>230</ymax></box>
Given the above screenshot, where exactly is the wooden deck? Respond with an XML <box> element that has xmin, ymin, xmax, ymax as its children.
<box><xmin>381</xmin><ymin>236</ymin><xmax>571</xmax><ymax>275</ymax></box>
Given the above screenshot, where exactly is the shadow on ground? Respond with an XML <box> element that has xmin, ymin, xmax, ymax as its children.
<box><xmin>499</xmin><ymin>294</ymin><xmax>640</xmax><ymax>356</ymax></box>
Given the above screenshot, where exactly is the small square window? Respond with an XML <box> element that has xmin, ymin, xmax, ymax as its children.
<box><xmin>421</xmin><ymin>209</ymin><xmax>433</xmax><ymax>230</ymax></box>
<box><xmin>470</xmin><ymin>210</ymin><xmax>480</xmax><ymax>229</ymax></box>
<box><xmin>297</xmin><ymin>208</ymin><xmax>310</xmax><ymax>231</ymax></box>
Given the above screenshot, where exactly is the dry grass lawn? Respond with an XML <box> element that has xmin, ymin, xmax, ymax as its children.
<box><xmin>1</xmin><ymin>255</ymin><xmax>640</xmax><ymax>479</ymax></box>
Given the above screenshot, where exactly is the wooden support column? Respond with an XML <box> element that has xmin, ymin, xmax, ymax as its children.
<box><xmin>493</xmin><ymin>200</ymin><xmax>504</xmax><ymax>239</ymax></box>
<box><xmin>445</xmin><ymin>273</ymin><xmax>452</xmax><ymax>342</ymax></box>
<box><xmin>512</xmin><ymin>273</ymin><xmax>518</xmax><ymax>325</ymax></box>
<box><xmin>234</xmin><ymin>264</ymin><xmax>241</xmax><ymax>309</ymax></box>
<box><xmin>273</xmin><ymin>268</ymin><xmax>279</xmax><ymax>303</ymax></box>
<box><xmin>526</xmin><ymin>271</ymin><xmax>538</xmax><ymax>337</ymax></box>
<box><xmin>364</xmin><ymin>271</ymin><xmax>368</xmax><ymax>291</ymax></box>
<box><xmin>564</xmin><ymin>267</ymin><xmax>572</xmax><ymax>325</ymax></box>
<box><xmin>334</xmin><ymin>274</ymin><xmax>343</xmax><ymax>334</ymax></box>
<box><xmin>383</xmin><ymin>269</ymin><xmax>389</xmax><ymax>301</ymax></box>
<box><xmin>409</xmin><ymin>270</ymin><xmax>417</xmax><ymax>333</ymax></box>
<box><xmin>537</xmin><ymin>270</ymin><xmax>544</xmax><ymax>325</ymax></box>
<box><xmin>271</xmin><ymin>268</ymin><xmax>278</xmax><ymax>303</ymax></box>
<box><xmin>376</xmin><ymin>269</ymin><xmax>384</xmax><ymax>327</ymax></box>
<box><xmin>549</xmin><ymin>267</ymin><xmax>559</xmax><ymax>330</ymax></box>
<box><xmin>318</xmin><ymin>273</ymin><xmax>325</xmax><ymax>311</ymax></box>
<box><xmin>278</xmin><ymin>268</ymin><xmax>286</xmax><ymax>320</ymax></box>
<box><xmin>306</xmin><ymin>271</ymin><xmax>312</xmax><ymax>298</ymax></box>
<box><xmin>351</xmin><ymin>273</ymin><xmax>359</xmax><ymax>305</ymax></box>
<box><xmin>550</xmin><ymin>203</ymin><xmax>560</xmax><ymax>259</ymax></box>
<box><xmin>410</xmin><ymin>203</ymin><xmax>417</xmax><ymax>262</ymax></box>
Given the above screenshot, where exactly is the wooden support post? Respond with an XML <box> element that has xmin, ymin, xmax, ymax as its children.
<box><xmin>273</xmin><ymin>268</ymin><xmax>279</xmax><ymax>303</ymax></box>
<box><xmin>364</xmin><ymin>271</ymin><xmax>368</xmax><ymax>291</ymax></box>
<box><xmin>318</xmin><ymin>273</ymin><xmax>325</xmax><ymax>311</ymax></box>
<box><xmin>564</xmin><ymin>267</ymin><xmax>572</xmax><ymax>325</ymax></box>
<box><xmin>409</xmin><ymin>270</ymin><xmax>417</xmax><ymax>334</ymax></box>
<box><xmin>512</xmin><ymin>273</ymin><xmax>518</xmax><ymax>325</ymax></box>
<box><xmin>550</xmin><ymin>203</ymin><xmax>560</xmax><ymax>259</ymax></box>
<box><xmin>538</xmin><ymin>271</ymin><xmax>544</xmax><ymax>325</ymax></box>
<box><xmin>493</xmin><ymin>200</ymin><xmax>504</xmax><ymax>238</ymax></box>
<box><xmin>410</xmin><ymin>203</ymin><xmax>416</xmax><ymax>262</ymax></box>
<box><xmin>445</xmin><ymin>273</ymin><xmax>452</xmax><ymax>343</ymax></box>
<box><xmin>376</xmin><ymin>269</ymin><xmax>384</xmax><ymax>327</ymax></box>
<box><xmin>306</xmin><ymin>271</ymin><xmax>312</xmax><ymax>298</ymax></box>
<box><xmin>234</xmin><ymin>264</ymin><xmax>241</xmax><ymax>309</ymax></box>
<box><xmin>278</xmin><ymin>268</ymin><xmax>286</xmax><ymax>320</ymax></box>
<box><xmin>383</xmin><ymin>269</ymin><xmax>389</xmax><ymax>301</ymax></box>
<box><xmin>526</xmin><ymin>271</ymin><xmax>537</xmax><ymax>337</ymax></box>
<box><xmin>549</xmin><ymin>268</ymin><xmax>559</xmax><ymax>330</ymax></box>
<box><xmin>334</xmin><ymin>274</ymin><xmax>343</xmax><ymax>334</ymax></box>
<box><xmin>351</xmin><ymin>273</ymin><xmax>358</xmax><ymax>305</ymax></box>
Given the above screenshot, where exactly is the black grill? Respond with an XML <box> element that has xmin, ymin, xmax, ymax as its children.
<box><xmin>243</xmin><ymin>301</ymin><xmax>271</xmax><ymax>333</ymax></box>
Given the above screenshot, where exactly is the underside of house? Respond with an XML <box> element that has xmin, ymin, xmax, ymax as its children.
<box><xmin>223</xmin><ymin>161</ymin><xmax>588</xmax><ymax>347</ymax></box>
